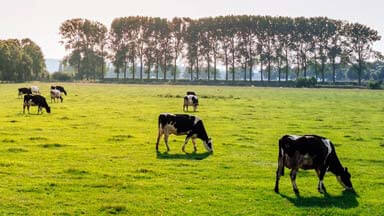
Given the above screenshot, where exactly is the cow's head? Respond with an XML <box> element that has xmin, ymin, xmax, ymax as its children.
<box><xmin>46</xmin><ymin>106</ymin><xmax>51</xmax><ymax>113</ymax></box>
<box><xmin>203</xmin><ymin>138</ymin><xmax>213</xmax><ymax>153</ymax></box>
<box><xmin>337</xmin><ymin>167</ymin><xmax>353</xmax><ymax>190</ymax></box>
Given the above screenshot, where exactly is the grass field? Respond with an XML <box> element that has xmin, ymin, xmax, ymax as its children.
<box><xmin>0</xmin><ymin>83</ymin><xmax>383</xmax><ymax>215</ymax></box>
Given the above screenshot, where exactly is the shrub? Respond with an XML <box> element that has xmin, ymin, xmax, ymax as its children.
<box><xmin>51</xmin><ymin>72</ymin><xmax>72</xmax><ymax>82</ymax></box>
<box><xmin>296</xmin><ymin>77</ymin><xmax>317</xmax><ymax>88</ymax></box>
<box><xmin>367</xmin><ymin>80</ymin><xmax>382</xmax><ymax>89</ymax></box>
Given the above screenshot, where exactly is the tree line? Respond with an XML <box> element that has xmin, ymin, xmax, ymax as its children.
<box><xmin>0</xmin><ymin>39</ymin><xmax>47</xmax><ymax>82</ymax></box>
<box><xmin>59</xmin><ymin>15</ymin><xmax>382</xmax><ymax>85</ymax></box>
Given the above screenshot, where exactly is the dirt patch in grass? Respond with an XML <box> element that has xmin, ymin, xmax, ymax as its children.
<box><xmin>40</xmin><ymin>143</ymin><xmax>66</xmax><ymax>148</ymax></box>
<box><xmin>108</xmin><ymin>135</ymin><xmax>134</xmax><ymax>142</ymax></box>
<box><xmin>350</xmin><ymin>137</ymin><xmax>365</xmax><ymax>142</ymax></box>
<box><xmin>100</xmin><ymin>205</ymin><xmax>126</xmax><ymax>214</ymax></box>
<box><xmin>29</xmin><ymin>136</ymin><xmax>48</xmax><ymax>141</ymax></box>
<box><xmin>2</xmin><ymin>139</ymin><xmax>15</xmax><ymax>143</ymax></box>
<box><xmin>65</xmin><ymin>168</ymin><xmax>89</xmax><ymax>175</ymax></box>
<box><xmin>8</xmin><ymin>148</ymin><xmax>28</xmax><ymax>153</ymax></box>
<box><xmin>9</xmin><ymin>120</ymin><xmax>18</xmax><ymax>123</ymax></box>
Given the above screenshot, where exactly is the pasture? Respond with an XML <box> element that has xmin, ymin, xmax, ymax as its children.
<box><xmin>0</xmin><ymin>83</ymin><xmax>383</xmax><ymax>215</ymax></box>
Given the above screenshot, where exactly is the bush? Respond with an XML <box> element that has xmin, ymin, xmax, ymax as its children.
<box><xmin>296</xmin><ymin>77</ymin><xmax>317</xmax><ymax>88</ymax></box>
<box><xmin>51</xmin><ymin>72</ymin><xmax>72</xmax><ymax>82</ymax></box>
<box><xmin>367</xmin><ymin>80</ymin><xmax>382</xmax><ymax>89</ymax></box>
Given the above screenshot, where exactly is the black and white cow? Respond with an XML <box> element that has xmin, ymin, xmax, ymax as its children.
<box><xmin>156</xmin><ymin>113</ymin><xmax>213</xmax><ymax>153</ymax></box>
<box><xmin>51</xmin><ymin>85</ymin><xmax>67</xmax><ymax>96</ymax></box>
<box><xmin>186</xmin><ymin>91</ymin><xmax>196</xmax><ymax>96</ymax></box>
<box><xmin>50</xmin><ymin>89</ymin><xmax>63</xmax><ymax>103</ymax></box>
<box><xmin>274</xmin><ymin>135</ymin><xmax>353</xmax><ymax>195</ymax></box>
<box><xmin>183</xmin><ymin>95</ymin><xmax>199</xmax><ymax>112</ymax></box>
<box><xmin>18</xmin><ymin>87</ymin><xmax>32</xmax><ymax>98</ymax></box>
<box><xmin>23</xmin><ymin>95</ymin><xmax>51</xmax><ymax>114</ymax></box>
<box><xmin>31</xmin><ymin>86</ymin><xmax>40</xmax><ymax>95</ymax></box>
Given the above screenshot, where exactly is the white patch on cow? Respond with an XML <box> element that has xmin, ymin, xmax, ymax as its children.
<box><xmin>193</xmin><ymin>116</ymin><xmax>200</xmax><ymax>125</ymax></box>
<box><xmin>289</xmin><ymin>135</ymin><xmax>300</xmax><ymax>140</ymax></box>
<box><xmin>31</xmin><ymin>86</ymin><xmax>40</xmax><ymax>94</ymax></box>
<box><xmin>318</xmin><ymin>180</ymin><xmax>325</xmax><ymax>193</ymax></box>
<box><xmin>163</xmin><ymin>122</ymin><xmax>178</xmax><ymax>135</ymax></box>
<box><xmin>336</xmin><ymin>176</ymin><xmax>349</xmax><ymax>189</ymax></box>
<box><xmin>322</xmin><ymin>139</ymin><xmax>332</xmax><ymax>163</ymax></box>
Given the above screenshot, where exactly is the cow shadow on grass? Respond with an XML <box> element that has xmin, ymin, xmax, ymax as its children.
<box><xmin>156</xmin><ymin>151</ymin><xmax>211</xmax><ymax>160</ymax></box>
<box><xmin>279</xmin><ymin>190</ymin><xmax>359</xmax><ymax>209</ymax></box>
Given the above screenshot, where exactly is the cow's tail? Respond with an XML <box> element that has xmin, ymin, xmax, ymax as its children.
<box><xmin>278</xmin><ymin>138</ymin><xmax>285</xmax><ymax>176</ymax></box>
<box><xmin>63</xmin><ymin>90</ymin><xmax>67</xmax><ymax>96</ymax></box>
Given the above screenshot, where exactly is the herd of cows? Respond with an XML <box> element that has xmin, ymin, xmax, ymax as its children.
<box><xmin>17</xmin><ymin>86</ymin><xmax>354</xmax><ymax>195</ymax></box>
<box><xmin>18</xmin><ymin>85</ymin><xmax>67</xmax><ymax>114</ymax></box>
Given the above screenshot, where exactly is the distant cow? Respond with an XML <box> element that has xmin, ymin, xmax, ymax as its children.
<box><xmin>50</xmin><ymin>89</ymin><xmax>63</xmax><ymax>103</ymax></box>
<box><xmin>31</xmin><ymin>86</ymin><xmax>40</xmax><ymax>95</ymax></box>
<box><xmin>183</xmin><ymin>95</ymin><xmax>199</xmax><ymax>112</ymax></box>
<box><xmin>156</xmin><ymin>113</ymin><xmax>213</xmax><ymax>153</ymax></box>
<box><xmin>18</xmin><ymin>88</ymin><xmax>32</xmax><ymax>98</ymax></box>
<box><xmin>51</xmin><ymin>85</ymin><xmax>67</xmax><ymax>96</ymax></box>
<box><xmin>274</xmin><ymin>135</ymin><xmax>353</xmax><ymax>195</ymax></box>
<box><xmin>186</xmin><ymin>91</ymin><xmax>196</xmax><ymax>96</ymax></box>
<box><xmin>23</xmin><ymin>95</ymin><xmax>51</xmax><ymax>114</ymax></box>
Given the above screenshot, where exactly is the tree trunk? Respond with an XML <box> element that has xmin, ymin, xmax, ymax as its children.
<box><xmin>249</xmin><ymin>63</ymin><xmax>253</xmax><ymax>82</ymax></box>
<box><xmin>321</xmin><ymin>58</ymin><xmax>325</xmax><ymax>83</ymax></box>
<box><xmin>124</xmin><ymin>61</ymin><xmax>127</xmax><ymax>80</ymax></box>
<box><xmin>132</xmin><ymin>59</ymin><xmax>136</xmax><ymax>80</ymax></box>
<box><xmin>268</xmin><ymin>58</ymin><xmax>271</xmax><ymax>82</ymax></box>
<box><xmin>156</xmin><ymin>59</ymin><xmax>159</xmax><ymax>80</ymax></box>
<box><xmin>285</xmin><ymin>50</ymin><xmax>289</xmax><ymax>81</ymax></box>
<box><xmin>225</xmin><ymin>51</ymin><xmax>228</xmax><ymax>81</ymax></box>
<box><xmin>207</xmin><ymin>56</ymin><xmax>210</xmax><ymax>80</ymax></box>
<box><xmin>213</xmin><ymin>53</ymin><xmax>217</xmax><ymax>81</ymax></box>
<box><xmin>332</xmin><ymin>57</ymin><xmax>336</xmax><ymax>84</ymax></box>
<box><xmin>174</xmin><ymin>52</ymin><xmax>177</xmax><ymax>81</ymax></box>
<box><xmin>140</xmin><ymin>56</ymin><xmax>143</xmax><ymax>80</ymax></box>
<box><xmin>260</xmin><ymin>61</ymin><xmax>263</xmax><ymax>82</ymax></box>
<box><xmin>278</xmin><ymin>57</ymin><xmax>281</xmax><ymax>82</ymax></box>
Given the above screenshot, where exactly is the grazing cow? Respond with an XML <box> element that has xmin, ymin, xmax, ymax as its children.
<box><xmin>18</xmin><ymin>87</ymin><xmax>32</xmax><ymax>98</ymax></box>
<box><xmin>274</xmin><ymin>135</ymin><xmax>353</xmax><ymax>195</ymax></box>
<box><xmin>31</xmin><ymin>86</ymin><xmax>40</xmax><ymax>95</ymax></box>
<box><xmin>23</xmin><ymin>95</ymin><xmax>51</xmax><ymax>114</ymax></box>
<box><xmin>183</xmin><ymin>95</ymin><xmax>199</xmax><ymax>112</ymax></box>
<box><xmin>186</xmin><ymin>91</ymin><xmax>196</xmax><ymax>96</ymax></box>
<box><xmin>156</xmin><ymin>113</ymin><xmax>213</xmax><ymax>153</ymax></box>
<box><xmin>51</xmin><ymin>85</ymin><xmax>67</xmax><ymax>95</ymax></box>
<box><xmin>50</xmin><ymin>89</ymin><xmax>63</xmax><ymax>103</ymax></box>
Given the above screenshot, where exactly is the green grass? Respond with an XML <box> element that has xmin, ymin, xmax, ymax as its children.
<box><xmin>0</xmin><ymin>82</ymin><xmax>383</xmax><ymax>215</ymax></box>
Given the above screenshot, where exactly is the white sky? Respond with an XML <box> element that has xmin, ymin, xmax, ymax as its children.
<box><xmin>1</xmin><ymin>0</ymin><xmax>383</xmax><ymax>59</ymax></box>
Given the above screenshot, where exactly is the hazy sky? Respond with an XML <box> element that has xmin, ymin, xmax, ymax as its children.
<box><xmin>1</xmin><ymin>0</ymin><xmax>383</xmax><ymax>59</ymax></box>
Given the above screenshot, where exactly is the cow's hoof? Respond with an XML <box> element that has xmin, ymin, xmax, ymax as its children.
<box><xmin>274</xmin><ymin>187</ymin><xmax>279</xmax><ymax>193</ymax></box>
<box><xmin>294</xmin><ymin>189</ymin><xmax>300</xmax><ymax>195</ymax></box>
<box><xmin>318</xmin><ymin>186</ymin><xmax>327</xmax><ymax>194</ymax></box>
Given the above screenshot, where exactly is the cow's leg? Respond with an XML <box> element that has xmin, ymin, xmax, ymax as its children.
<box><xmin>316</xmin><ymin>166</ymin><xmax>327</xmax><ymax>193</ymax></box>
<box><xmin>163</xmin><ymin>134</ymin><xmax>170</xmax><ymax>152</ymax></box>
<box><xmin>27</xmin><ymin>105</ymin><xmax>30</xmax><ymax>114</ymax></box>
<box><xmin>290</xmin><ymin>168</ymin><xmax>299</xmax><ymax>194</ymax></box>
<box><xmin>156</xmin><ymin>130</ymin><xmax>163</xmax><ymax>152</ymax></box>
<box><xmin>192</xmin><ymin>138</ymin><xmax>197</xmax><ymax>152</ymax></box>
<box><xmin>60</xmin><ymin>96</ymin><xmax>63</xmax><ymax>103</ymax></box>
<box><xmin>193</xmin><ymin>105</ymin><xmax>196</xmax><ymax>112</ymax></box>
<box><xmin>182</xmin><ymin>134</ymin><xmax>192</xmax><ymax>153</ymax></box>
<box><xmin>23</xmin><ymin>104</ymin><xmax>26</xmax><ymax>114</ymax></box>
<box><xmin>274</xmin><ymin>155</ymin><xmax>284</xmax><ymax>193</ymax></box>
